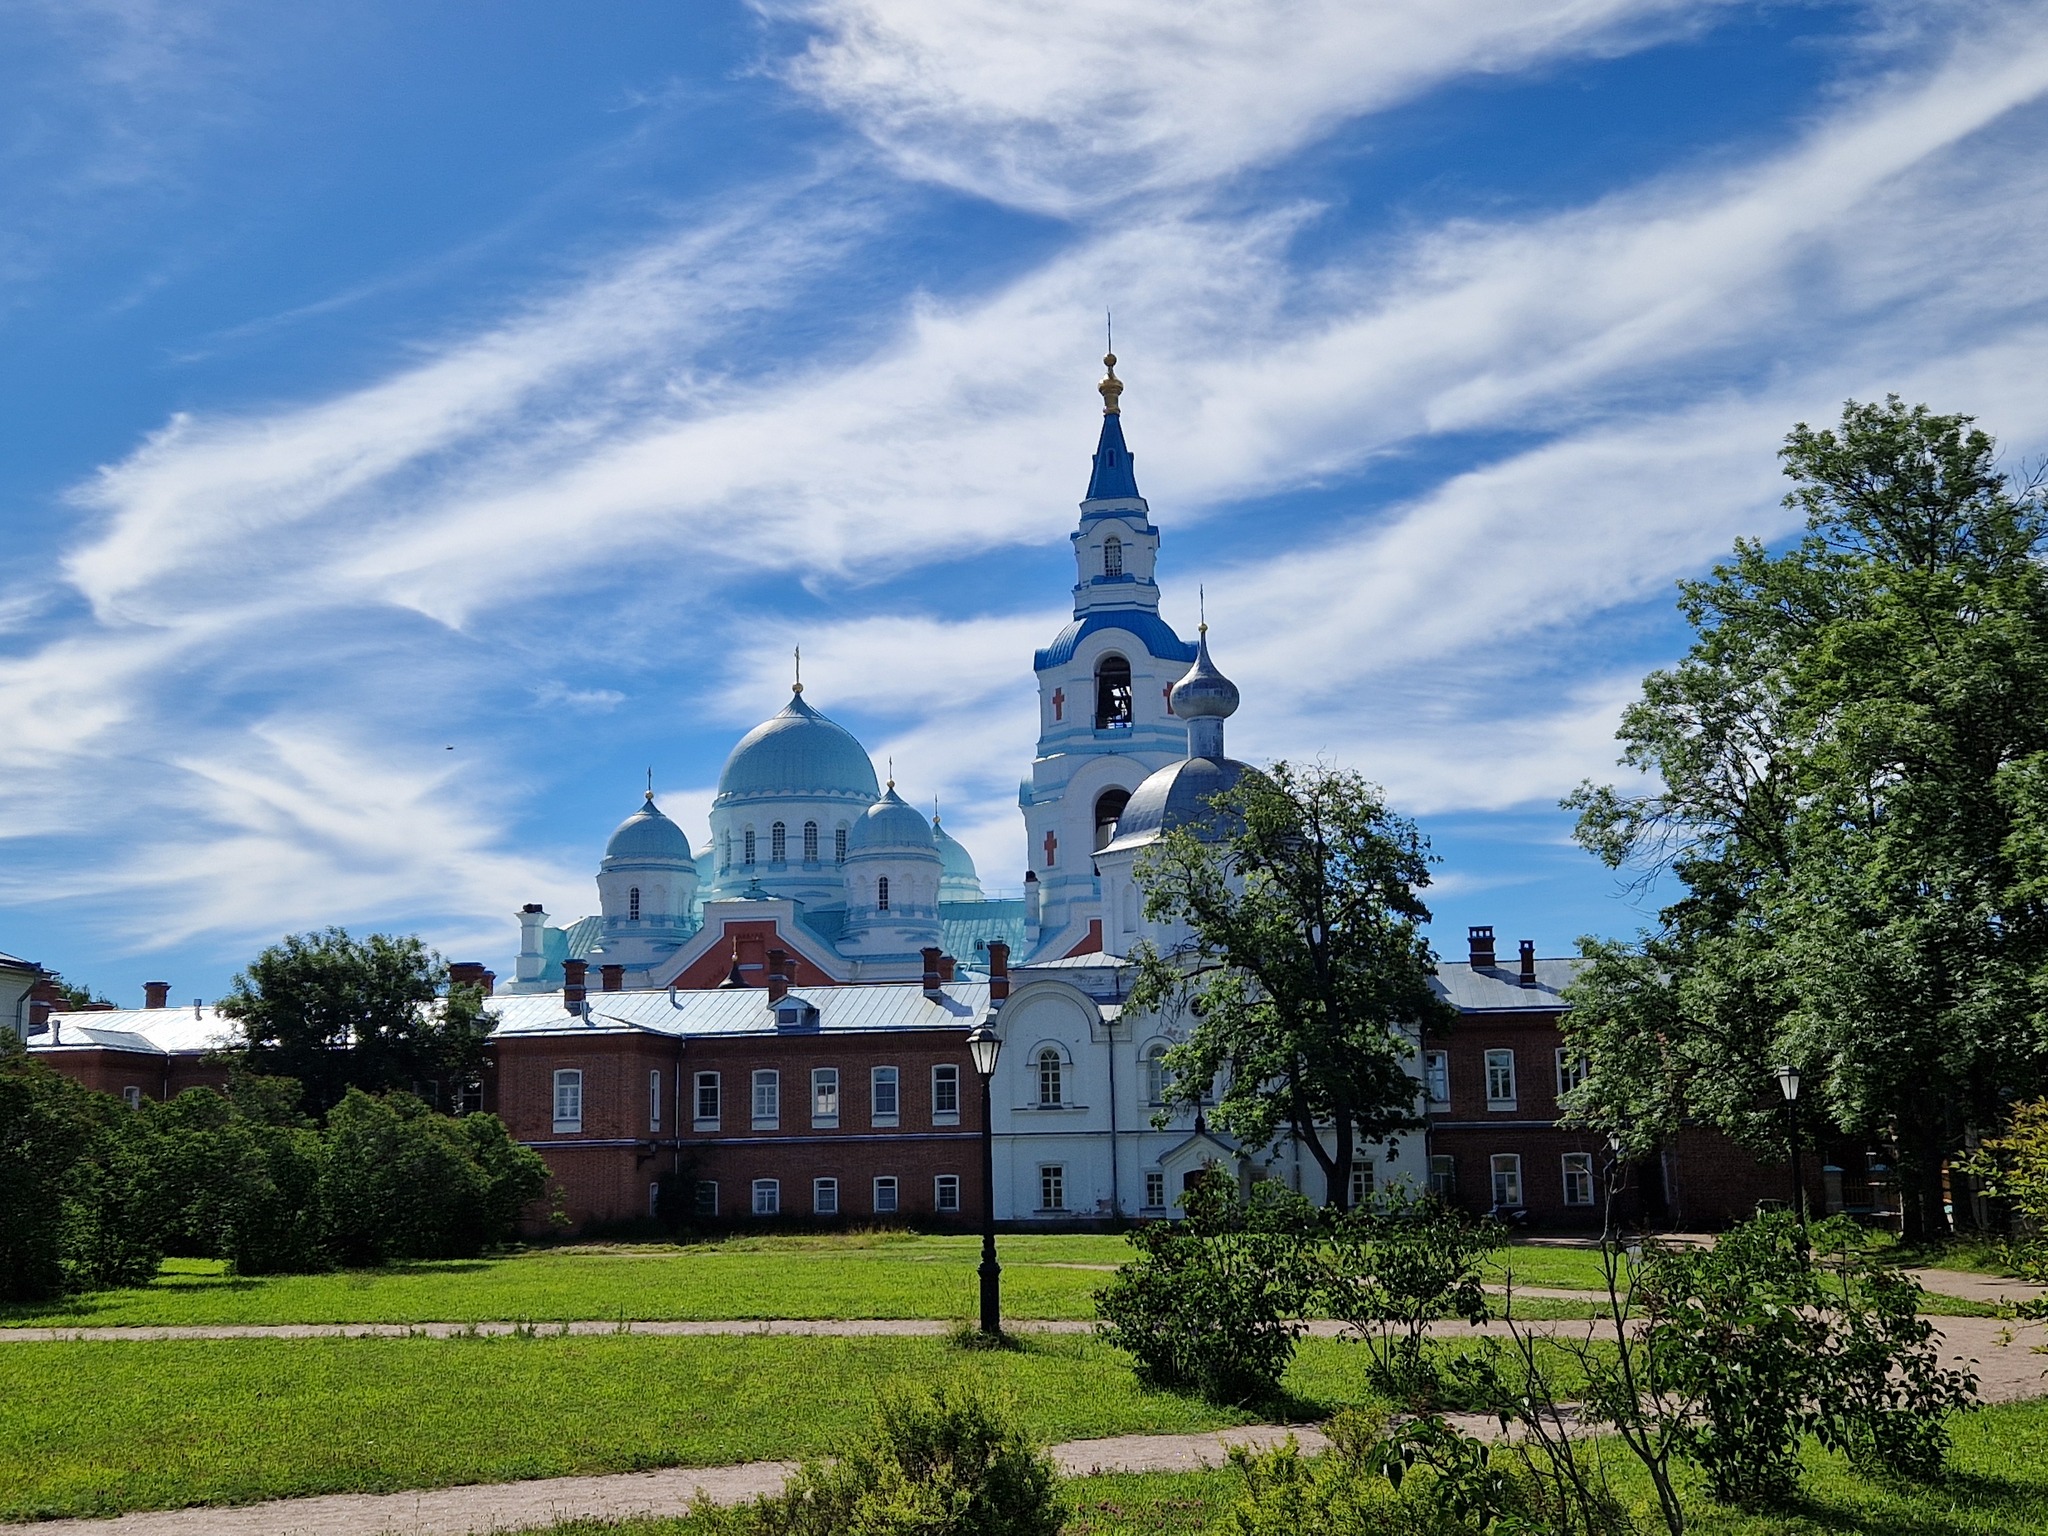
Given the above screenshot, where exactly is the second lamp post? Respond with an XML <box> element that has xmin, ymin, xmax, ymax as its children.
<box><xmin>967</xmin><ymin>1020</ymin><xmax>1004</xmax><ymax>1337</ymax></box>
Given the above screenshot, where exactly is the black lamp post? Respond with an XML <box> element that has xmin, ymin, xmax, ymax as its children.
<box><xmin>967</xmin><ymin>1020</ymin><xmax>1003</xmax><ymax>1337</ymax></box>
<box><xmin>1776</xmin><ymin>1064</ymin><xmax>1805</xmax><ymax>1225</ymax></box>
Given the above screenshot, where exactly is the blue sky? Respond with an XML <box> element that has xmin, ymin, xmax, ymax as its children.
<box><xmin>7</xmin><ymin>0</ymin><xmax>2048</xmax><ymax>1005</ymax></box>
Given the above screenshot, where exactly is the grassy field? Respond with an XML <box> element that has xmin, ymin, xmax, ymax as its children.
<box><xmin>0</xmin><ymin>1328</ymin><xmax>1606</xmax><ymax>1522</ymax></box>
<box><xmin>0</xmin><ymin>1234</ymin><xmax>1131</xmax><ymax>1328</ymax></box>
<box><xmin>540</xmin><ymin>1400</ymin><xmax>2048</xmax><ymax>1535</ymax></box>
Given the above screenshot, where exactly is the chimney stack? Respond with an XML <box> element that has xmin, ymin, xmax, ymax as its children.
<box><xmin>767</xmin><ymin>949</ymin><xmax>789</xmax><ymax>1004</ymax></box>
<box><xmin>1468</xmin><ymin>926</ymin><xmax>1496</xmax><ymax>970</ymax></box>
<box><xmin>28</xmin><ymin>978</ymin><xmax>57</xmax><ymax>1035</ymax></box>
<box><xmin>563</xmin><ymin>958</ymin><xmax>588</xmax><ymax>1011</ymax></box>
<box><xmin>1518</xmin><ymin>940</ymin><xmax>1537</xmax><ymax>988</ymax></box>
<box><xmin>987</xmin><ymin>940</ymin><xmax>1010</xmax><ymax>1003</ymax></box>
<box><xmin>480</xmin><ymin>969</ymin><xmax>496</xmax><ymax>998</ymax></box>
<box><xmin>600</xmin><ymin>963</ymin><xmax>624</xmax><ymax>993</ymax></box>
<box><xmin>921</xmin><ymin>946</ymin><xmax>943</xmax><ymax>995</ymax></box>
<box><xmin>144</xmin><ymin>981</ymin><xmax>170</xmax><ymax>1010</ymax></box>
<box><xmin>939</xmin><ymin>954</ymin><xmax>956</xmax><ymax>982</ymax></box>
<box><xmin>447</xmin><ymin>962</ymin><xmax>486</xmax><ymax>993</ymax></box>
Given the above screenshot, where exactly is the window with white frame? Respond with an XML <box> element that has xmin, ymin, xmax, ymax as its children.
<box><xmin>835</xmin><ymin>825</ymin><xmax>848</xmax><ymax>864</ymax></box>
<box><xmin>694</xmin><ymin>1071</ymin><xmax>720</xmax><ymax>1128</ymax></box>
<box><xmin>752</xmin><ymin>1178</ymin><xmax>780</xmax><ymax>1216</ymax></box>
<box><xmin>752</xmin><ymin>1069</ymin><xmax>779</xmax><ymax>1129</ymax></box>
<box><xmin>1423</xmin><ymin>1050</ymin><xmax>1450</xmax><ymax>1107</ymax></box>
<box><xmin>1484</xmin><ymin>1049</ymin><xmax>1517</xmax><ymax>1110</ymax></box>
<box><xmin>771</xmin><ymin>821</ymin><xmax>786</xmax><ymax>863</ymax></box>
<box><xmin>122</xmin><ymin>1085</ymin><xmax>143</xmax><ymax>1110</ymax></box>
<box><xmin>1349</xmin><ymin>1161</ymin><xmax>1375</xmax><ymax>1207</ymax></box>
<box><xmin>649</xmin><ymin>1069</ymin><xmax>662</xmax><ymax>1131</ymax></box>
<box><xmin>1555</xmin><ymin>1049</ymin><xmax>1590</xmax><ymax>1098</ymax></box>
<box><xmin>871</xmin><ymin>1066</ymin><xmax>899</xmax><ymax>1126</ymax></box>
<box><xmin>934</xmin><ymin>1174</ymin><xmax>960</xmax><ymax>1213</ymax></box>
<box><xmin>1039</xmin><ymin>1164</ymin><xmax>1066</xmax><ymax>1211</ymax></box>
<box><xmin>878</xmin><ymin>875</ymin><xmax>890</xmax><ymax>911</ymax></box>
<box><xmin>1490</xmin><ymin>1154</ymin><xmax>1523</xmax><ymax>1208</ymax></box>
<box><xmin>812</xmin><ymin>1067</ymin><xmax>839</xmax><ymax>1127</ymax></box>
<box><xmin>552</xmin><ymin>1069</ymin><xmax>583</xmax><ymax>1133</ymax></box>
<box><xmin>1428</xmin><ymin>1154</ymin><xmax>1457</xmax><ymax>1198</ymax></box>
<box><xmin>814</xmin><ymin>1177</ymin><xmax>839</xmax><ymax>1215</ymax></box>
<box><xmin>1103</xmin><ymin>535</ymin><xmax>1123</xmax><ymax>577</ymax></box>
<box><xmin>931</xmin><ymin>1063</ymin><xmax>959</xmax><ymax>1124</ymax></box>
<box><xmin>1143</xmin><ymin>1043</ymin><xmax>1168</xmax><ymax>1105</ymax></box>
<box><xmin>804</xmin><ymin>820</ymin><xmax>819</xmax><ymax>862</ymax></box>
<box><xmin>695</xmin><ymin>1181</ymin><xmax>718</xmax><ymax>1217</ymax></box>
<box><xmin>1037</xmin><ymin>1048</ymin><xmax>1064</xmax><ymax>1106</ymax></box>
<box><xmin>1144</xmin><ymin>1170</ymin><xmax>1166</xmax><ymax>1210</ymax></box>
<box><xmin>744</xmin><ymin>827</ymin><xmax>756</xmax><ymax>865</ymax></box>
<box><xmin>1562</xmin><ymin>1153</ymin><xmax>1596</xmax><ymax>1206</ymax></box>
<box><xmin>873</xmin><ymin>1175</ymin><xmax>899</xmax><ymax>1214</ymax></box>
<box><xmin>720</xmin><ymin>831</ymin><xmax>730</xmax><ymax>873</ymax></box>
<box><xmin>629</xmin><ymin>887</ymin><xmax>640</xmax><ymax>921</ymax></box>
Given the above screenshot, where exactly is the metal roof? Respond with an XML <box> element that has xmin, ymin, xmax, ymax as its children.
<box><xmin>0</xmin><ymin>949</ymin><xmax>41</xmax><ymax>972</ymax></box>
<box><xmin>1431</xmin><ymin>958</ymin><xmax>1583</xmax><ymax>1013</ymax></box>
<box><xmin>31</xmin><ymin>1005</ymin><xmax>238</xmax><ymax>1055</ymax></box>
<box><xmin>487</xmin><ymin>981</ymin><xmax>994</xmax><ymax>1041</ymax></box>
<box><xmin>1017</xmin><ymin>951</ymin><xmax>1130</xmax><ymax>970</ymax></box>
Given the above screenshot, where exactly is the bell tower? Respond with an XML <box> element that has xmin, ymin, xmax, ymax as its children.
<box><xmin>1021</xmin><ymin>355</ymin><xmax>1195</xmax><ymax>958</ymax></box>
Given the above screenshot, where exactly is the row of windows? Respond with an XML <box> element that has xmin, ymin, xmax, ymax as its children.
<box><xmin>551</xmin><ymin>1065</ymin><xmax>960</xmax><ymax>1134</ymax></box>
<box><xmin>1420</xmin><ymin>1048</ymin><xmax>1588</xmax><ymax>1111</ymax></box>
<box><xmin>709</xmin><ymin>1174</ymin><xmax>964</xmax><ymax>1218</ymax></box>
<box><xmin>1424</xmin><ymin>1152</ymin><xmax>1598</xmax><ymax>1209</ymax></box>
<box><xmin>719</xmin><ymin>822</ymin><xmax>851</xmax><ymax>874</ymax></box>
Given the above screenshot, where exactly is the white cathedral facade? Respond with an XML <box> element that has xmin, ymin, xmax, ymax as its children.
<box><xmin>494</xmin><ymin>357</ymin><xmax>1424</xmax><ymax>1219</ymax></box>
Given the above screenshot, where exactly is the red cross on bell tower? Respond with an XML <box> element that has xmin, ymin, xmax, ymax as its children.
<box><xmin>1043</xmin><ymin>829</ymin><xmax>1057</xmax><ymax>868</ymax></box>
<box><xmin>1051</xmin><ymin>687</ymin><xmax>1065</xmax><ymax>722</ymax></box>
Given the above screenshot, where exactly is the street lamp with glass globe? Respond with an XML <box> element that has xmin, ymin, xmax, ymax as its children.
<box><xmin>1776</xmin><ymin>1064</ymin><xmax>1805</xmax><ymax>1224</ymax></box>
<box><xmin>966</xmin><ymin>1020</ymin><xmax>1003</xmax><ymax>1336</ymax></box>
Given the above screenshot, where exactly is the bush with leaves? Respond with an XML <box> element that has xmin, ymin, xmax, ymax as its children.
<box><xmin>691</xmin><ymin>1385</ymin><xmax>1063</xmax><ymax>1536</ymax></box>
<box><xmin>149</xmin><ymin>1082</ymin><xmax>327</xmax><ymax>1275</ymax></box>
<box><xmin>1319</xmin><ymin>1193</ymin><xmax>1503</xmax><ymax>1405</ymax></box>
<box><xmin>1971</xmin><ymin>1097</ymin><xmax>2048</xmax><ymax>1284</ymax></box>
<box><xmin>1094</xmin><ymin>1170</ymin><xmax>1315</xmax><ymax>1405</ymax></box>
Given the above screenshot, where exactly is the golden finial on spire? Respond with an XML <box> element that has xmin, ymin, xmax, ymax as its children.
<box><xmin>1199</xmin><ymin>584</ymin><xmax>1208</xmax><ymax>635</ymax></box>
<box><xmin>1098</xmin><ymin>351</ymin><xmax>1122</xmax><ymax>416</ymax></box>
<box><xmin>792</xmin><ymin>645</ymin><xmax>803</xmax><ymax>695</ymax></box>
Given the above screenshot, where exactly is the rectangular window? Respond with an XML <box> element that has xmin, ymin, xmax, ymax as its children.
<box><xmin>1484</xmin><ymin>1049</ymin><xmax>1517</xmax><ymax>1110</ymax></box>
<box><xmin>1423</xmin><ymin>1050</ymin><xmax>1450</xmax><ymax>1107</ymax></box>
<box><xmin>934</xmin><ymin>1174</ymin><xmax>960</xmax><ymax>1213</ymax></box>
<box><xmin>1349</xmin><ymin>1161</ymin><xmax>1375</xmax><ymax>1207</ymax></box>
<box><xmin>1490</xmin><ymin>1154</ymin><xmax>1523</xmax><ymax>1209</ymax></box>
<box><xmin>1039</xmin><ymin>1164</ymin><xmax>1066</xmax><ymax>1212</ymax></box>
<box><xmin>552</xmin><ymin>1069</ymin><xmax>583</xmax><ymax>1133</ymax></box>
<box><xmin>649</xmin><ymin>1069</ymin><xmax>663</xmax><ymax>1132</ymax></box>
<box><xmin>1562</xmin><ymin>1153</ymin><xmax>1596</xmax><ymax>1207</ymax></box>
<box><xmin>1428</xmin><ymin>1154</ymin><xmax>1457</xmax><ymax>1198</ymax></box>
<box><xmin>871</xmin><ymin>1065</ymin><xmax>899</xmax><ymax>1127</ymax></box>
<box><xmin>1555</xmin><ymin>1049</ymin><xmax>1589</xmax><ymax>1099</ymax></box>
<box><xmin>695</xmin><ymin>1181</ymin><xmax>718</xmax><ymax>1217</ymax></box>
<box><xmin>812</xmin><ymin>1067</ymin><xmax>840</xmax><ymax>1127</ymax></box>
<box><xmin>694</xmin><ymin>1071</ymin><xmax>721</xmax><ymax>1129</ymax></box>
<box><xmin>1144</xmin><ymin>1170</ymin><xmax>1166</xmax><ymax>1210</ymax></box>
<box><xmin>814</xmin><ymin>1177</ymin><xmax>839</xmax><ymax>1215</ymax></box>
<box><xmin>931</xmin><ymin>1063</ymin><xmax>960</xmax><ymax>1125</ymax></box>
<box><xmin>752</xmin><ymin>1069</ymin><xmax>779</xmax><ymax>1129</ymax></box>
<box><xmin>873</xmin><ymin>1175</ymin><xmax>899</xmax><ymax>1214</ymax></box>
<box><xmin>122</xmin><ymin>1085</ymin><xmax>143</xmax><ymax>1110</ymax></box>
<box><xmin>752</xmin><ymin>1178</ymin><xmax>780</xmax><ymax>1216</ymax></box>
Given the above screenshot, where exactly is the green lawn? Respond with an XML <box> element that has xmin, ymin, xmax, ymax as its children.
<box><xmin>0</xmin><ymin>1234</ymin><xmax>1134</xmax><ymax>1328</ymax></box>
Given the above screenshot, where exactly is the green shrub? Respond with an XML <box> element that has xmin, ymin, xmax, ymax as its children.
<box><xmin>58</xmin><ymin>1094</ymin><xmax>169</xmax><ymax>1291</ymax></box>
<box><xmin>694</xmin><ymin>1385</ymin><xmax>1063</xmax><ymax>1536</ymax></box>
<box><xmin>149</xmin><ymin>1084</ymin><xmax>327</xmax><ymax>1275</ymax></box>
<box><xmin>1094</xmin><ymin>1171</ymin><xmax>1313</xmax><ymax>1406</ymax></box>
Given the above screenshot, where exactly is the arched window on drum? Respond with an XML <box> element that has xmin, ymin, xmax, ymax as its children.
<box><xmin>1094</xmin><ymin>654</ymin><xmax>1133</xmax><ymax>729</ymax></box>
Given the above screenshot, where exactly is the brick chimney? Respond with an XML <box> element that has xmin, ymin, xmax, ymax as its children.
<box><xmin>563</xmin><ymin>958</ymin><xmax>588</xmax><ymax>1011</ymax></box>
<box><xmin>921</xmin><ymin>946</ymin><xmax>943</xmax><ymax>995</ymax></box>
<box><xmin>1518</xmin><ymin>940</ymin><xmax>1537</xmax><ymax>988</ymax></box>
<box><xmin>28</xmin><ymin>978</ymin><xmax>57</xmax><ymax>1034</ymax></box>
<box><xmin>987</xmin><ymin>940</ymin><xmax>1010</xmax><ymax>1003</ymax></box>
<box><xmin>447</xmin><ymin>962</ymin><xmax>486</xmax><ymax>993</ymax></box>
<box><xmin>600</xmin><ymin>963</ymin><xmax>624</xmax><ymax>993</ymax></box>
<box><xmin>144</xmin><ymin>981</ymin><xmax>170</xmax><ymax>1010</ymax></box>
<box><xmin>939</xmin><ymin>954</ymin><xmax>956</xmax><ymax>982</ymax></box>
<box><xmin>480</xmin><ymin>969</ymin><xmax>496</xmax><ymax>998</ymax></box>
<box><xmin>767</xmin><ymin>949</ymin><xmax>789</xmax><ymax>1004</ymax></box>
<box><xmin>1468</xmin><ymin>926</ymin><xmax>1496</xmax><ymax>969</ymax></box>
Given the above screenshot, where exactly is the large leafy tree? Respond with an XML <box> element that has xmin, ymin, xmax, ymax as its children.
<box><xmin>1126</xmin><ymin>762</ymin><xmax>1456</xmax><ymax>1208</ymax></box>
<box><xmin>217</xmin><ymin>929</ymin><xmax>492</xmax><ymax>1117</ymax></box>
<box><xmin>1563</xmin><ymin>398</ymin><xmax>2048</xmax><ymax>1239</ymax></box>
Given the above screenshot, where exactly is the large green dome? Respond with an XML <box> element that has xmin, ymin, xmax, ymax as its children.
<box><xmin>714</xmin><ymin>690</ymin><xmax>880</xmax><ymax>805</ymax></box>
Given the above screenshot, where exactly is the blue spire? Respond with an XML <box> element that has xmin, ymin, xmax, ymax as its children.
<box><xmin>1083</xmin><ymin>352</ymin><xmax>1141</xmax><ymax>501</ymax></box>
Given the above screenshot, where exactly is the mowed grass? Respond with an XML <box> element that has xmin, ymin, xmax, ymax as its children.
<box><xmin>0</xmin><ymin>1332</ymin><xmax>1248</xmax><ymax>1521</ymax></box>
<box><xmin>0</xmin><ymin>1233</ymin><xmax>1133</xmax><ymax>1328</ymax></box>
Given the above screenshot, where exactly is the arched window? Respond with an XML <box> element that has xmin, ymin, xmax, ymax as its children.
<box><xmin>628</xmin><ymin>887</ymin><xmax>641</xmax><ymax>921</ymax></box>
<box><xmin>1094</xmin><ymin>654</ymin><xmax>1133</xmax><ymax>729</ymax></box>
<box><xmin>877</xmin><ymin>875</ymin><xmax>891</xmax><ymax>911</ymax></box>
<box><xmin>1037</xmin><ymin>1048</ymin><xmax>1064</xmax><ymax>1107</ymax></box>
<box><xmin>834</xmin><ymin>825</ymin><xmax>848</xmax><ymax>864</ymax></box>
<box><xmin>771</xmin><ymin>821</ymin><xmax>787</xmax><ymax>863</ymax></box>
<box><xmin>1094</xmin><ymin>787</ymin><xmax>1130</xmax><ymax>851</ymax></box>
<box><xmin>1143</xmin><ymin>1044</ymin><xmax>1168</xmax><ymax>1105</ymax></box>
<box><xmin>743</xmin><ymin>827</ymin><xmax>756</xmax><ymax>866</ymax></box>
<box><xmin>804</xmin><ymin>821</ymin><xmax>819</xmax><ymax>862</ymax></box>
<box><xmin>1103</xmin><ymin>536</ymin><xmax>1123</xmax><ymax>577</ymax></box>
